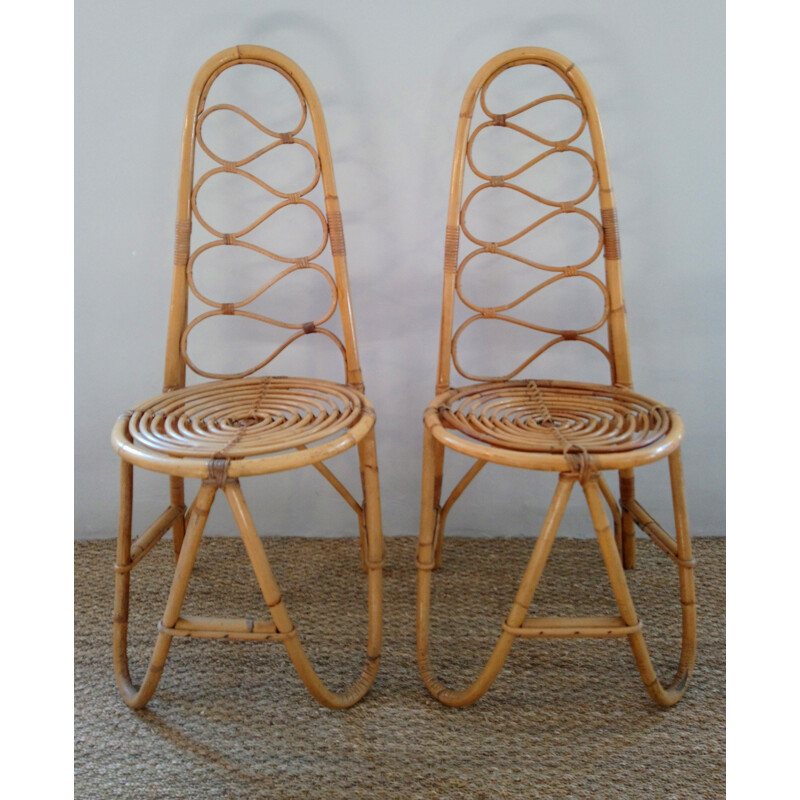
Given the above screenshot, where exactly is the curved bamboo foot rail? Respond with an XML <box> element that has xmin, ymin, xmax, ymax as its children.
<box><xmin>416</xmin><ymin>431</ymin><xmax>696</xmax><ymax>708</ymax></box>
<box><xmin>113</xmin><ymin>431</ymin><xmax>384</xmax><ymax>711</ymax></box>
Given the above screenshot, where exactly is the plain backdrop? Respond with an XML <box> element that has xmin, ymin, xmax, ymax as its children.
<box><xmin>74</xmin><ymin>0</ymin><xmax>724</xmax><ymax>540</ymax></box>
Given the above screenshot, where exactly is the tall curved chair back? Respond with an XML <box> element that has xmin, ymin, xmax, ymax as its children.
<box><xmin>435</xmin><ymin>48</ymin><xmax>631</xmax><ymax>395</ymax></box>
<box><xmin>165</xmin><ymin>45</ymin><xmax>364</xmax><ymax>392</ymax></box>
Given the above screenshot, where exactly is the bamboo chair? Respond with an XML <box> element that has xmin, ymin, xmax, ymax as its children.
<box><xmin>416</xmin><ymin>48</ymin><xmax>696</xmax><ymax>707</ymax></box>
<box><xmin>110</xmin><ymin>46</ymin><xmax>384</xmax><ymax>710</ymax></box>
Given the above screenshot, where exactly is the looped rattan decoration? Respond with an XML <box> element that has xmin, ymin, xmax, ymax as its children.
<box><xmin>451</xmin><ymin>62</ymin><xmax>611</xmax><ymax>383</ymax></box>
<box><xmin>110</xmin><ymin>47</ymin><xmax>383</xmax><ymax>712</ymax></box>
<box><xmin>181</xmin><ymin>63</ymin><xmax>349</xmax><ymax>381</ymax></box>
<box><xmin>417</xmin><ymin>48</ymin><xmax>696</xmax><ymax>710</ymax></box>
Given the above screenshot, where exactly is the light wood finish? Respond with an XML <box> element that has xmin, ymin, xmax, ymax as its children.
<box><xmin>416</xmin><ymin>48</ymin><xmax>696</xmax><ymax>707</ymax></box>
<box><xmin>111</xmin><ymin>46</ymin><xmax>383</xmax><ymax>710</ymax></box>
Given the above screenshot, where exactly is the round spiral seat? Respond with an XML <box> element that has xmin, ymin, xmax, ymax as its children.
<box><xmin>127</xmin><ymin>377</ymin><xmax>367</xmax><ymax>459</ymax></box>
<box><xmin>437</xmin><ymin>380</ymin><xmax>673</xmax><ymax>455</ymax></box>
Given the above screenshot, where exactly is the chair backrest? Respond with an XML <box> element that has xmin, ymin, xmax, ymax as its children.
<box><xmin>163</xmin><ymin>46</ymin><xmax>364</xmax><ymax>392</ymax></box>
<box><xmin>434</xmin><ymin>48</ymin><xmax>632</xmax><ymax>395</ymax></box>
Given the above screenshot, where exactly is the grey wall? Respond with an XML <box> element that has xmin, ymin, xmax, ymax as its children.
<box><xmin>75</xmin><ymin>0</ymin><xmax>724</xmax><ymax>539</ymax></box>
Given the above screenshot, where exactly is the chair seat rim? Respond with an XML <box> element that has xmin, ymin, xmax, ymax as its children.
<box><xmin>111</xmin><ymin>376</ymin><xmax>376</xmax><ymax>479</ymax></box>
<box><xmin>424</xmin><ymin>380</ymin><xmax>683</xmax><ymax>471</ymax></box>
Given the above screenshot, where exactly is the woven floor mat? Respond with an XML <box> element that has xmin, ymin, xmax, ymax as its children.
<box><xmin>75</xmin><ymin>536</ymin><xmax>724</xmax><ymax>799</ymax></box>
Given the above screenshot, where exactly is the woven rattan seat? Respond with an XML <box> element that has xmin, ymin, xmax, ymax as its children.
<box><xmin>436</xmin><ymin>380</ymin><xmax>671</xmax><ymax>456</ymax></box>
<box><xmin>110</xmin><ymin>47</ymin><xmax>384</xmax><ymax>711</ymax></box>
<box><xmin>416</xmin><ymin>48</ymin><xmax>696</xmax><ymax>709</ymax></box>
<box><xmin>125</xmin><ymin>377</ymin><xmax>369</xmax><ymax>460</ymax></box>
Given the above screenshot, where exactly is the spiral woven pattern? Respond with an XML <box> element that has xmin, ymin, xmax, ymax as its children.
<box><xmin>439</xmin><ymin>381</ymin><xmax>671</xmax><ymax>454</ymax></box>
<box><xmin>128</xmin><ymin>377</ymin><xmax>365</xmax><ymax>459</ymax></box>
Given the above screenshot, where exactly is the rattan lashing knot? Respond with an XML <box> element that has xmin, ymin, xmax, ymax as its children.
<box><xmin>302</xmin><ymin>321</ymin><xmax>316</xmax><ymax>334</ymax></box>
<box><xmin>492</xmin><ymin>114</ymin><xmax>507</xmax><ymax>126</ymax></box>
<box><xmin>524</xmin><ymin>380</ymin><xmax>594</xmax><ymax>483</ymax></box>
<box><xmin>329</xmin><ymin>211</ymin><xmax>346</xmax><ymax>257</ymax></box>
<box><xmin>222</xmin><ymin>233</ymin><xmax>235</xmax><ymax>245</ymax></box>
<box><xmin>444</xmin><ymin>225</ymin><xmax>460</xmax><ymax>273</ymax></box>
<box><xmin>489</xmin><ymin>176</ymin><xmax>504</xmax><ymax>187</ymax></box>
<box><xmin>222</xmin><ymin>161</ymin><xmax>237</xmax><ymax>173</ymax></box>
<box><xmin>279</xmin><ymin>132</ymin><xmax>293</xmax><ymax>144</ymax></box>
<box><xmin>221</xmin><ymin>303</ymin><xmax>235</xmax><ymax>315</ymax></box>
<box><xmin>601</xmin><ymin>207</ymin><xmax>621</xmax><ymax>260</ymax></box>
<box><xmin>174</xmin><ymin>220</ymin><xmax>191</xmax><ymax>267</ymax></box>
<box><xmin>207</xmin><ymin>458</ymin><xmax>230</xmax><ymax>487</ymax></box>
<box><xmin>564</xmin><ymin>446</ymin><xmax>595</xmax><ymax>485</ymax></box>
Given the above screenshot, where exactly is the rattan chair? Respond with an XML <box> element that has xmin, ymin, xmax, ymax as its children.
<box><xmin>416</xmin><ymin>48</ymin><xmax>696</xmax><ymax>707</ymax></box>
<box><xmin>110</xmin><ymin>46</ymin><xmax>384</xmax><ymax>710</ymax></box>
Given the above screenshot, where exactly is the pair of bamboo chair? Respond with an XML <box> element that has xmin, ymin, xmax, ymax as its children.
<box><xmin>110</xmin><ymin>46</ymin><xmax>696</xmax><ymax>711</ymax></box>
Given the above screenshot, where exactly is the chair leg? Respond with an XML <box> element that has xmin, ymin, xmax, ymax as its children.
<box><xmin>416</xmin><ymin>459</ymin><xmax>575</xmax><ymax>707</ymax></box>
<box><xmin>417</xmin><ymin>429</ymin><xmax>440</xmax><ymax>577</ymax></box>
<box><xmin>169</xmin><ymin>476</ymin><xmax>186</xmax><ymax>560</ymax></box>
<box><xmin>619</xmin><ymin>468</ymin><xmax>636</xmax><ymax>568</ymax></box>
<box><xmin>224</xmin><ymin>460</ymin><xmax>383</xmax><ymax>710</ymax></box>
<box><xmin>430</xmin><ymin>438</ymin><xmax>446</xmax><ymax>568</ymax></box>
<box><xmin>357</xmin><ymin>430</ymin><xmax>385</xmax><ymax>583</ymax></box>
<box><xmin>113</xmin><ymin>464</ymin><xmax>216</xmax><ymax>709</ymax></box>
<box><xmin>583</xmin><ymin>458</ymin><xmax>696</xmax><ymax>706</ymax></box>
<box><xmin>358</xmin><ymin>429</ymin><xmax>385</xmax><ymax>669</ymax></box>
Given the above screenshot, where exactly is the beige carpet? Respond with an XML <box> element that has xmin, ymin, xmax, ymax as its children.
<box><xmin>75</xmin><ymin>536</ymin><xmax>724</xmax><ymax>799</ymax></box>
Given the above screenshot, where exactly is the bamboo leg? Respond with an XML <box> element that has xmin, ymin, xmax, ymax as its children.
<box><xmin>417</xmin><ymin>468</ymin><xmax>575</xmax><ymax>707</ymax></box>
<box><xmin>224</xmin><ymin>473</ymin><xmax>382</xmax><ymax>709</ymax></box>
<box><xmin>303</xmin><ymin>447</ymin><xmax>368</xmax><ymax>572</ymax></box>
<box><xmin>357</xmin><ymin>429</ymin><xmax>384</xmax><ymax>670</ymax></box>
<box><xmin>619</xmin><ymin>468</ymin><xmax>636</xmax><ymax>568</ymax></box>
<box><xmin>417</xmin><ymin>429</ymin><xmax>440</xmax><ymax>576</ymax></box>
<box><xmin>170</xmin><ymin>476</ymin><xmax>186</xmax><ymax>560</ymax></box>
<box><xmin>356</xmin><ymin>432</ymin><xmax>385</xmax><ymax>577</ymax></box>
<box><xmin>113</xmin><ymin>470</ymin><xmax>216</xmax><ymax>709</ymax></box>
<box><xmin>435</xmin><ymin>458</ymin><xmax>485</xmax><ymax>570</ymax></box>
<box><xmin>583</xmin><ymin>464</ymin><xmax>695</xmax><ymax>706</ymax></box>
<box><xmin>597</xmin><ymin>473</ymin><xmax>623</xmax><ymax>555</ymax></box>
<box><xmin>357</xmin><ymin>513</ymin><xmax>369</xmax><ymax>573</ymax></box>
<box><xmin>430</xmin><ymin>438</ymin><xmax>446</xmax><ymax>568</ymax></box>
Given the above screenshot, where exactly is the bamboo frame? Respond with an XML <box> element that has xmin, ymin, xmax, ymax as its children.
<box><xmin>111</xmin><ymin>47</ymin><xmax>383</xmax><ymax>710</ymax></box>
<box><xmin>416</xmin><ymin>48</ymin><xmax>696</xmax><ymax>707</ymax></box>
